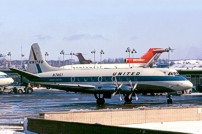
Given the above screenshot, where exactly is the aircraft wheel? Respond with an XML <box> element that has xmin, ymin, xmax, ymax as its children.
<box><xmin>124</xmin><ymin>96</ymin><xmax>132</xmax><ymax>104</ymax></box>
<box><xmin>167</xmin><ymin>94</ymin><xmax>173</xmax><ymax>104</ymax></box>
<box><xmin>26</xmin><ymin>87</ymin><xmax>33</xmax><ymax>94</ymax></box>
<box><xmin>13</xmin><ymin>87</ymin><xmax>18</xmax><ymax>94</ymax></box>
<box><xmin>96</xmin><ymin>98</ymin><xmax>105</xmax><ymax>105</ymax></box>
<box><xmin>18</xmin><ymin>89</ymin><xmax>23</xmax><ymax>94</ymax></box>
<box><xmin>167</xmin><ymin>98</ymin><xmax>173</xmax><ymax>104</ymax></box>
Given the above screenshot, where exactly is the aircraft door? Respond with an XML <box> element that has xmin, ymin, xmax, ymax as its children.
<box><xmin>98</xmin><ymin>76</ymin><xmax>102</xmax><ymax>83</ymax></box>
<box><xmin>71</xmin><ymin>77</ymin><xmax>75</xmax><ymax>83</ymax></box>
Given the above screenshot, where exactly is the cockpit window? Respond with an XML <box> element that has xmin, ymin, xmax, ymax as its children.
<box><xmin>0</xmin><ymin>75</ymin><xmax>9</xmax><ymax>78</ymax></box>
<box><xmin>168</xmin><ymin>72</ymin><xmax>179</xmax><ymax>76</ymax></box>
<box><xmin>174</xmin><ymin>72</ymin><xmax>179</xmax><ymax>76</ymax></box>
<box><xmin>168</xmin><ymin>72</ymin><xmax>173</xmax><ymax>75</ymax></box>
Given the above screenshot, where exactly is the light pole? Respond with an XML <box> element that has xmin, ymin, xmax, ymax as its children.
<box><xmin>21</xmin><ymin>54</ymin><xmax>24</xmax><ymax>69</ymax></box>
<box><xmin>69</xmin><ymin>52</ymin><xmax>74</xmax><ymax>65</ymax></box>
<box><xmin>60</xmin><ymin>50</ymin><xmax>65</xmax><ymax>66</ymax></box>
<box><xmin>7</xmin><ymin>52</ymin><xmax>11</xmax><ymax>67</ymax></box>
<box><xmin>100</xmin><ymin>50</ymin><xmax>104</xmax><ymax>64</ymax></box>
<box><xmin>68</xmin><ymin>51</ymin><xmax>75</xmax><ymax>69</ymax></box>
<box><xmin>125</xmin><ymin>47</ymin><xmax>131</xmax><ymax>58</ymax></box>
<box><xmin>45</xmin><ymin>52</ymin><xmax>49</xmax><ymax>61</ymax></box>
<box><xmin>166</xmin><ymin>47</ymin><xmax>174</xmax><ymax>68</ymax></box>
<box><xmin>131</xmin><ymin>49</ymin><xmax>137</xmax><ymax>58</ymax></box>
<box><xmin>91</xmin><ymin>49</ymin><xmax>96</xmax><ymax>68</ymax></box>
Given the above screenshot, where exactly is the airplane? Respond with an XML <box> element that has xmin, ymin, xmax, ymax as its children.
<box><xmin>28</xmin><ymin>43</ymin><xmax>168</xmax><ymax>73</ymax></box>
<box><xmin>125</xmin><ymin>48</ymin><xmax>169</xmax><ymax>66</ymax></box>
<box><xmin>27</xmin><ymin>43</ymin><xmax>168</xmax><ymax>73</ymax></box>
<box><xmin>73</xmin><ymin>49</ymin><xmax>168</xmax><ymax>65</ymax></box>
<box><xmin>74</xmin><ymin>53</ymin><xmax>92</xmax><ymax>64</ymax></box>
<box><xmin>10</xmin><ymin>43</ymin><xmax>193</xmax><ymax>105</ymax></box>
<box><xmin>60</xmin><ymin>47</ymin><xmax>168</xmax><ymax>69</ymax></box>
<box><xmin>74</xmin><ymin>48</ymin><xmax>166</xmax><ymax>66</ymax></box>
<box><xmin>0</xmin><ymin>71</ymin><xmax>14</xmax><ymax>90</ymax></box>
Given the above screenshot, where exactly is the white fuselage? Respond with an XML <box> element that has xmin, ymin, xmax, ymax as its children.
<box><xmin>34</xmin><ymin>68</ymin><xmax>193</xmax><ymax>93</ymax></box>
<box><xmin>0</xmin><ymin>72</ymin><xmax>14</xmax><ymax>86</ymax></box>
<box><xmin>60</xmin><ymin>63</ymin><xmax>144</xmax><ymax>70</ymax></box>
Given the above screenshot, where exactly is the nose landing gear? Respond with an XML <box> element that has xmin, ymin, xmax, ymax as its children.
<box><xmin>167</xmin><ymin>94</ymin><xmax>173</xmax><ymax>104</ymax></box>
<box><xmin>124</xmin><ymin>95</ymin><xmax>132</xmax><ymax>104</ymax></box>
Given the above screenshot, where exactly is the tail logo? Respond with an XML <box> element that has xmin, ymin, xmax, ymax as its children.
<box><xmin>29</xmin><ymin>60</ymin><xmax>44</xmax><ymax>64</ymax></box>
<box><xmin>31</xmin><ymin>46</ymin><xmax>43</xmax><ymax>73</ymax></box>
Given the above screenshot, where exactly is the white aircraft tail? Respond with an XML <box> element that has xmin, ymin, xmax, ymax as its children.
<box><xmin>27</xmin><ymin>43</ymin><xmax>62</xmax><ymax>74</ymax></box>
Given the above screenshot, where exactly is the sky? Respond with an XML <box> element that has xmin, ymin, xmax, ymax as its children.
<box><xmin>0</xmin><ymin>0</ymin><xmax>202</xmax><ymax>61</ymax></box>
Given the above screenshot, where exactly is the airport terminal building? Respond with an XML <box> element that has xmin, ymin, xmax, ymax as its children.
<box><xmin>178</xmin><ymin>69</ymin><xmax>202</xmax><ymax>92</ymax></box>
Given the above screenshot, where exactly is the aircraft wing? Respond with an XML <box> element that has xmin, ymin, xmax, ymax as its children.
<box><xmin>9</xmin><ymin>67</ymin><xmax>40</xmax><ymax>78</ymax></box>
<box><xmin>9</xmin><ymin>67</ymin><xmax>116</xmax><ymax>94</ymax></box>
<box><xmin>35</xmin><ymin>82</ymin><xmax>99</xmax><ymax>93</ymax></box>
<box><xmin>34</xmin><ymin>82</ymin><xmax>117</xmax><ymax>94</ymax></box>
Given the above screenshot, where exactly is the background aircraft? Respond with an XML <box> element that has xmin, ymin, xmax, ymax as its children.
<box><xmin>74</xmin><ymin>53</ymin><xmax>92</xmax><ymax>64</ymax></box>
<box><xmin>73</xmin><ymin>48</ymin><xmax>167</xmax><ymax>66</ymax></box>
<box><xmin>125</xmin><ymin>48</ymin><xmax>169</xmax><ymax>67</ymax></box>
<box><xmin>10</xmin><ymin>43</ymin><xmax>193</xmax><ymax>105</ymax></box>
<box><xmin>0</xmin><ymin>71</ymin><xmax>14</xmax><ymax>90</ymax></box>
<box><xmin>27</xmin><ymin>43</ymin><xmax>171</xmax><ymax>73</ymax></box>
<box><xmin>28</xmin><ymin>43</ymin><xmax>168</xmax><ymax>71</ymax></box>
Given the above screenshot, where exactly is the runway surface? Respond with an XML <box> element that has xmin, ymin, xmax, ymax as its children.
<box><xmin>0</xmin><ymin>88</ymin><xmax>202</xmax><ymax>125</ymax></box>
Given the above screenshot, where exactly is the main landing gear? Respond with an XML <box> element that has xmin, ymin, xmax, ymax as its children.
<box><xmin>94</xmin><ymin>94</ymin><xmax>105</xmax><ymax>105</ymax></box>
<box><xmin>167</xmin><ymin>94</ymin><xmax>173</xmax><ymax>104</ymax></box>
<box><xmin>124</xmin><ymin>95</ymin><xmax>132</xmax><ymax>104</ymax></box>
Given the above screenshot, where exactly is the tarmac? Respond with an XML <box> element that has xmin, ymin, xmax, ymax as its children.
<box><xmin>0</xmin><ymin>88</ymin><xmax>202</xmax><ymax>133</ymax></box>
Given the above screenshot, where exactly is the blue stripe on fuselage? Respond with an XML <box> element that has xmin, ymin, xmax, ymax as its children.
<box><xmin>29</xmin><ymin>76</ymin><xmax>187</xmax><ymax>83</ymax></box>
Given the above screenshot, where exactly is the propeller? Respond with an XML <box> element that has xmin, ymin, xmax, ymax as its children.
<box><xmin>112</xmin><ymin>80</ymin><xmax>123</xmax><ymax>96</ymax></box>
<box><xmin>112</xmin><ymin>78</ymin><xmax>123</xmax><ymax>101</ymax></box>
<box><xmin>128</xmin><ymin>80</ymin><xmax>138</xmax><ymax>101</ymax></box>
<box><xmin>119</xmin><ymin>92</ymin><xmax>123</xmax><ymax>101</ymax></box>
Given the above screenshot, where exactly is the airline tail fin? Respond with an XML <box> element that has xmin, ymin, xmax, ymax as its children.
<box><xmin>26</xmin><ymin>43</ymin><xmax>62</xmax><ymax>74</ymax></box>
<box><xmin>75</xmin><ymin>53</ymin><xmax>92</xmax><ymax>64</ymax></box>
<box><xmin>125</xmin><ymin>48</ymin><xmax>167</xmax><ymax>64</ymax></box>
<box><xmin>140</xmin><ymin>48</ymin><xmax>167</xmax><ymax>60</ymax></box>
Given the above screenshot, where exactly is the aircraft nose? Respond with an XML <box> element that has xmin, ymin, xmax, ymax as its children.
<box><xmin>9</xmin><ymin>78</ymin><xmax>14</xmax><ymax>84</ymax></box>
<box><xmin>184</xmin><ymin>80</ymin><xmax>193</xmax><ymax>90</ymax></box>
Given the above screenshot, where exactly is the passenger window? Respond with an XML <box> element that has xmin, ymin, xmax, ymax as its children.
<box><xmin>117</xmin><ymin>77</ymin><xmax>121</xmax><ymax>81</ymax></box>
<box><xmin>91</xmin><ymin>77</ymin><xmax>95</xmax><ymax>82</ymax></box>
<box><xmin>84</xmin><ymin>77</ymin><xmax>88</xmax><ymax>82</ymax></box>
<box><xmin>98</xmin><ymin>76</ymin><xmax>102</xmax><ymax>82</ymax></box>
<box><xmin>112</xmin><ymin>76</ymin><xmax>116</xmax><ymax>82</ymax></box>
<box><xmin>71</xmin><ymin>77</ymin><xmax>75</xmax><ymax>82</ymax></box>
